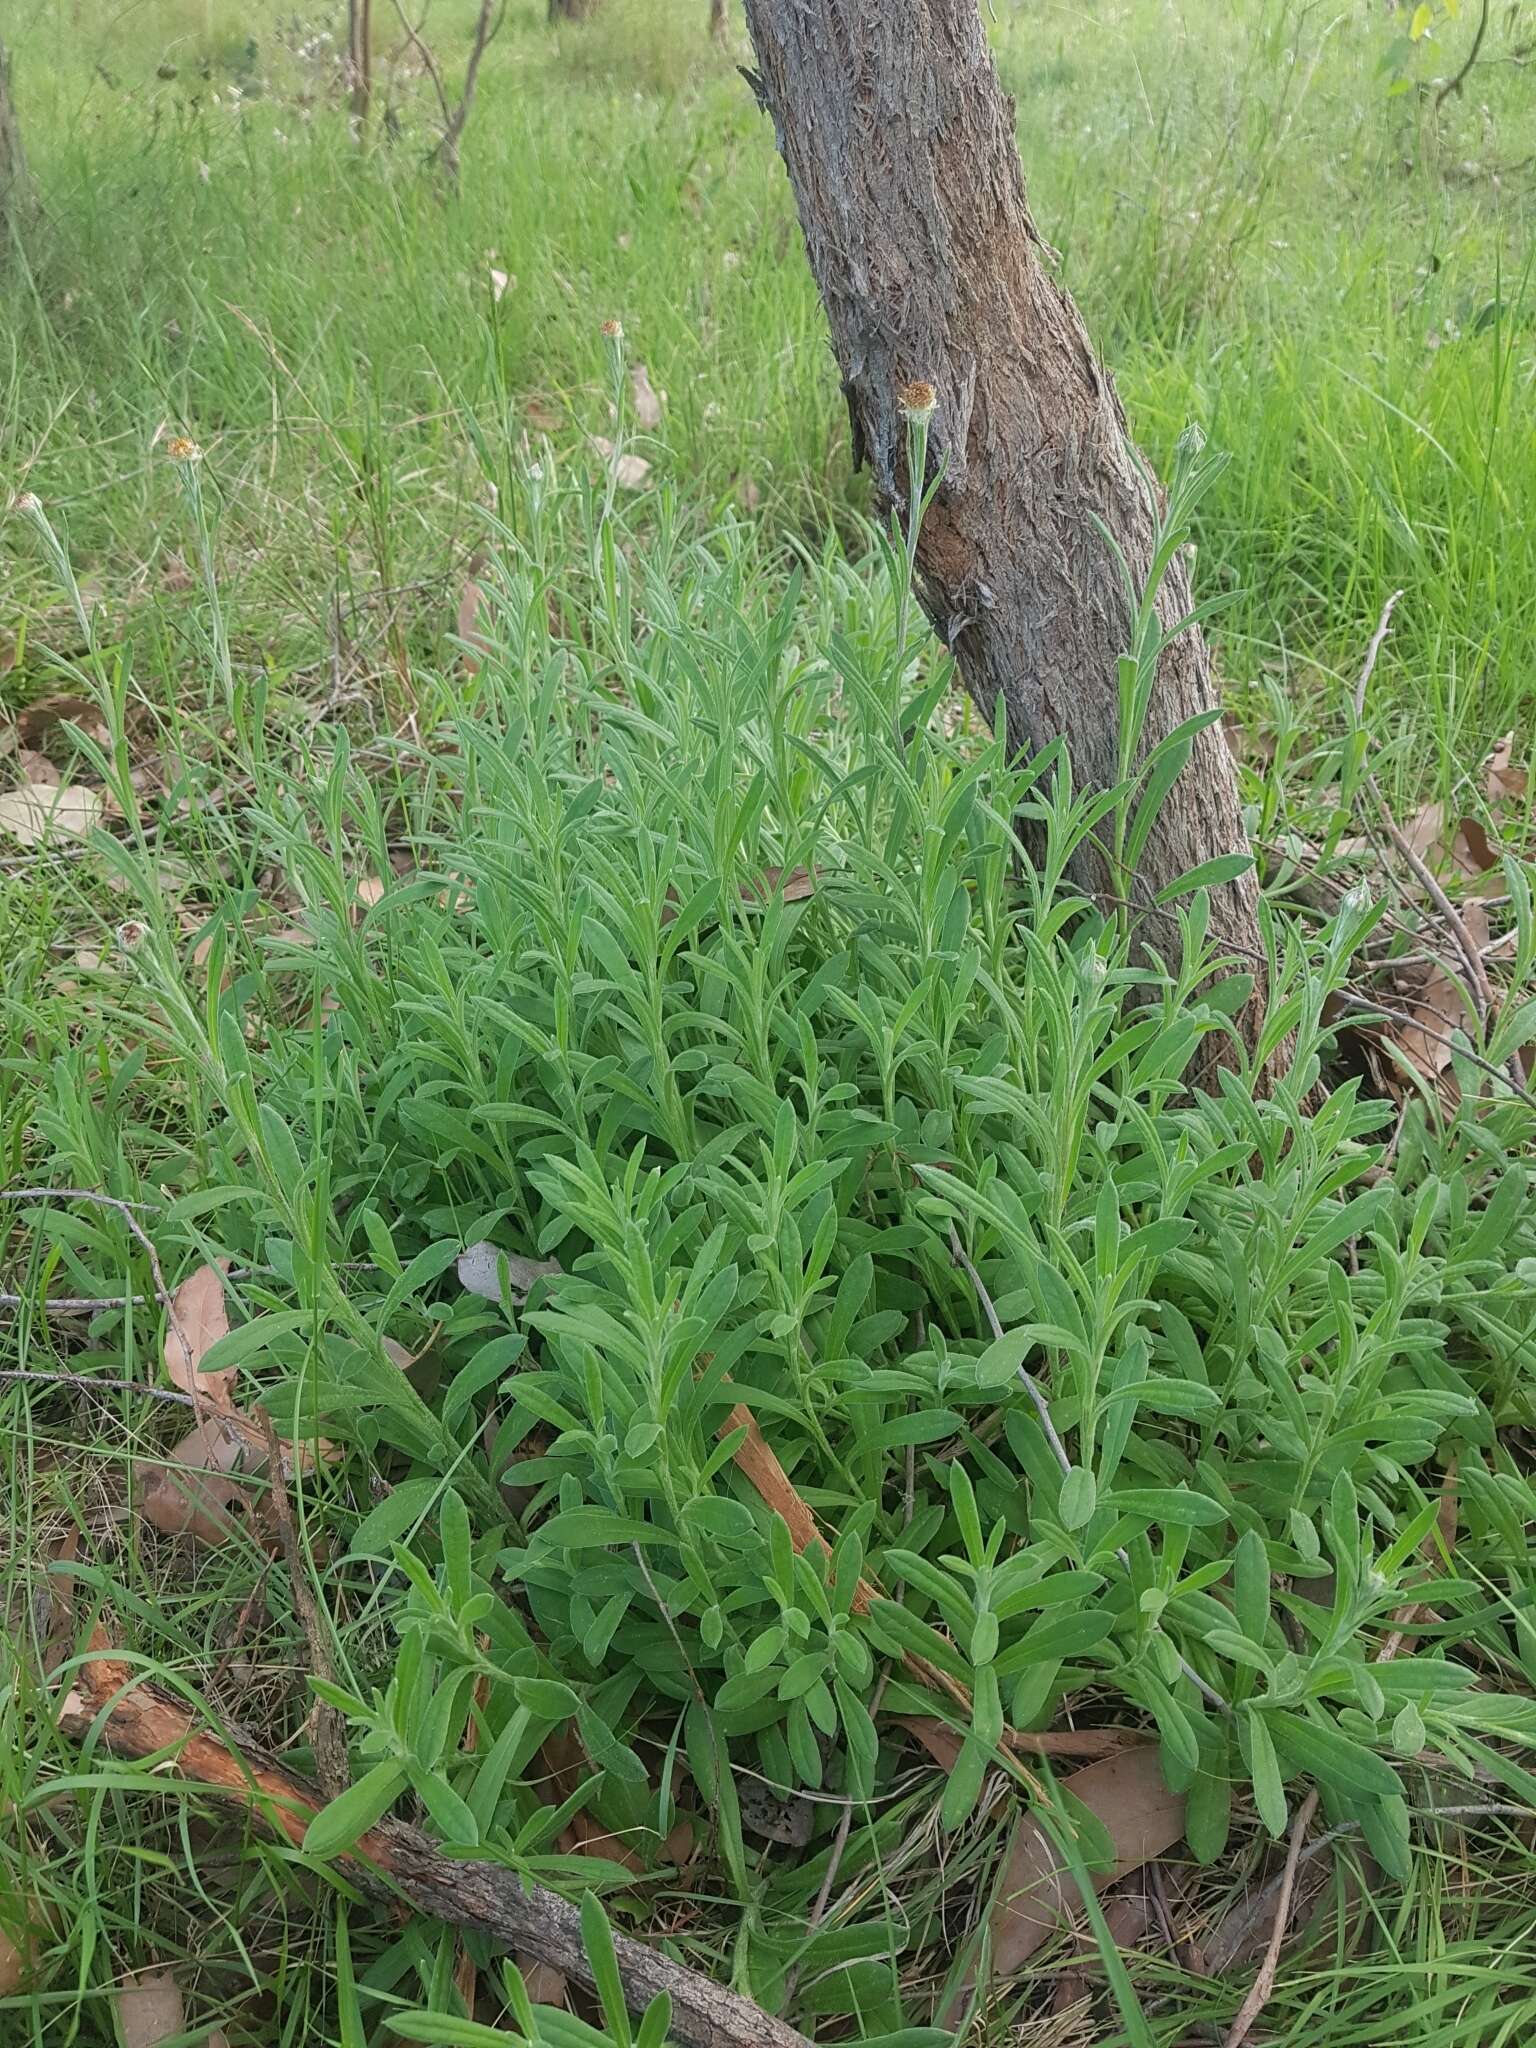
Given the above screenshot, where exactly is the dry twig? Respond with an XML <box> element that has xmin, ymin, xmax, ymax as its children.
<box><xmin>0</xmin><ymin>1187</ymin><xmax>192</xmax><ymax>1381</ymax></box>
<box><xmin>1222</xmin><ymin>1788</ymin><xmax>1319</xmax><ymax>2048</ymax></box>
<box><xmin>0</xmin><ymin>1368</ymin><xmax>196</xmax><ymax>1408</ymax></box>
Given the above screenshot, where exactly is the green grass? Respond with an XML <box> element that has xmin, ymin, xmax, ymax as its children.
<box><xmin>3</xmin><ymin>3</ymin><xmax>1536</xmax><ymax>2045</ymax></box>
<box><xmin>3</xmin><ymin>0</ymin><xmax>1535</xmax><ymax>765</ymax></box>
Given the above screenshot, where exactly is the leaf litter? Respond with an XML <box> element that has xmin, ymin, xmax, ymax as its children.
<box><xmin>588</xmin><ymin>435</ymin><xmax>652</xmax><ymax>489</ymax></box>
<box><xmin>137</xmin><ymin>1262</ymin><xmax>424</xmax><ymax>1544</ymax></box>
<box><xmin>0</xmin><ymin>782</ymin><xmax>103</xmax><ymax>846</ymax></box>
<box><xmin>1332</xmin><ymin>730</ymin><xmax>1530</xmax><ymax>1103</ymax></box>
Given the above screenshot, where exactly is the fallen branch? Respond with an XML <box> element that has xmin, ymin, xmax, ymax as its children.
<box><xmin>58</xmin><ymin>1635</ymin><xmax>810</xmax><ymax>2048</ymax></box>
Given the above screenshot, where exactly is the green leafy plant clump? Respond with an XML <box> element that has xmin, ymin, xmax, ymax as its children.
<box><xmin>12</xmin><ymin>424</ymin><xmax>1534</xmax><ymax>2037</ymax></box>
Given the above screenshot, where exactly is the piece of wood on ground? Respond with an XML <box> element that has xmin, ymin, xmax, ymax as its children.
<box><xmin>57</xmin><ymin>1632</ymin><xmax>811</xmax><ymax>2048</ymax></box>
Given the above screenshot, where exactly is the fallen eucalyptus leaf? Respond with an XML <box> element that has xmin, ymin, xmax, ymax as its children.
<box><xmin>961</xmin><ymin>1748</ymin><xmax>1185</xmax><ymax>1998</ymax></box>
<box><xmin>137</xmin><ymin>1414</ymin><xmax>259</xmax><ymax>1545</ymax></box>
<box><xmin>164</xmin><ymin>1261</ymin><xmax>235</xmax><ymax>1408</ymax></box>
<box><xmin>0</xmin><ymin>783</ymin><xmax>103</xmax><ymax>846</ymax></box>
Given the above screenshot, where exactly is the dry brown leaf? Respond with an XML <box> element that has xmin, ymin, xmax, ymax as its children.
<box><xmin>454</xmin><ymin>1943</ymin><xmax>479</xmax><ymax>2021</ymax></box>
<box><xmin>539</xmin><ymin>1728</ymin><xmax>648</xmax><ymax>1873</ymax></box>
<box><xmin>137</xmin><ymin>1414</ymin><xmax>259</xmax><ymax>1545</ymax></box>
<box><xmin>563</xmin><ymin>1809</ymin><xmax>648</xmax><ymax>1871</ymax></box>
<box><xmin>0</xmin><ymin>1892</ymin><xmax>48</xmax><ymax>1998</ymax></box>
<box><xmin>1486</xmin><ymin>731</ymin><xmax>1527</xmax><ymax>804</ymax></box>
<box><xmin>588</xmin><ymin>436</ymin><xmax>651</xmax><ymax>489</ymax></box>
<box><xmin>164</xmin><ymin>1261</ymin><xmax>236</xmax><ymax>1408</ymax></box>
<box><xmin>520</xmin><ymin>1957</ymin><xmax>569</xmax><ymax>2008</ymax></box>
<box><xmin>524</xmin><ymin>395</ymin><xmax>562</xmax><ymax>434</ymax></box>
<box><xmin>1450</xmin><ymin>815</ymin><xmax>1497</xmax><ymax>877</ymax></box>
<box><xmin>1386</xmin><ymin>904</ymin><xmax>1489</xmax><ymax>1105</ymax></box>
<box><xmin>629</xmin><ymin>362</ymin><xmax>664</xmax><ymax>430</ymax></box>
<box><xmin>456</xmin><ymin>568</ymin><xmax>490</xmax><ymax>675</ymax></box>
<box><xmin>115</xmin><ymin>1968</ymin><xmax>185</xmax><ymax>2048</ymax></box>
<box><xmin>892</xmin><ymin>1715</ymin><xmax>964</xmax><ymax>1772</ymax></box>
<box><xmin>1222</xmin><ymin>712</ymin><xmax>1276</xmax><ymax>770</ymax></box>
<box><xmin>1345</xmin><ymin>734</ymin><xmax>1527</xmax><ymax>882</ymax></box>
<box><xmin>969</xmin><ymin>1749</ymin><xmax>1185</xmax><ymax>1992</ymax></box>
<box><xmin>18</xmin><ymin>748</ymin><xmax>60</xmax><ymax>786</ymax></box>
<box><xmin>160</xmin><ymin>551</ymin><xmax>195</xmax><ymax>593</ymax></box>
<box><xmin>15</xmin><ymin>694</ymin><xmax>109</xmax><ymax>748</ymax></box>
<box><xmin>1052</xmin><ymin>1882</ymin><xmax>1155</xmax><ymax>2013</ymax></box>
<box><xmin>739</xmin><ymin>1774</ymin><xmax>814</xmax><ymax>1847</ymax></box>
<box><xmin>0</xmin><ymin>783</ymin><xmax>103</xmax><ymax>846</ymax></box>
<box><xmin>721</xmin><ymin>1402</ymin><xmax>856</xmax><ymax>1589</ymax></box>
<box><xmin>1394</xmin><ymin>962</ymin><xmax>1467</xmax><ymax>1089</ymax></box>
<box><xmin>353</xmin><ymin>875</ymin><xmax>386</xmax><ymax>913</ymax></box>
<box><xmin>663</xmin><ymin>1818</ymin><xmax>696</xmax><ymax>1868</ymax></box>
<box><xmin>42</xmin><ymin>1524</ymin><xmax>82</xmax><ymax>1671</ymax></box>
<box><xmin>659</xmin><ymin>866</ymin><xmax>818</xmax><ymax>929</ymax></box>
<box><xmin>738</xmin><ymin>477</ymin><xmax>762</xmax><ymax>513</ymax></box>
<box><xmin>0</xmin><ymin>1924</ymin><xmax>31</xmax><ymax>1999</ymax></box>
<box><xmin>1400</xmin><ymin>799</ymin><xmax>1447</xmax><ymax>862</ymax></box>
<box><xmin>741</xmin><ymin>864</ymin><xmax>817</xmax><ymax>907</ymax></box>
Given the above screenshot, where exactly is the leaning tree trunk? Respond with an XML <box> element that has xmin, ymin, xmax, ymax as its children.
<box><xmin>741</xmin><ymin>0</ymin><xmax>1275</xmax><ymax>1076</ymax></box>
<box><xmin>347</xmin><ymin>0</ymin><xmax>373</xmax><ymax>128</ymax></box>
<box><xmin>0</xmin><ymin>38</ymin><xmax>28</xmax><ymax>236</ymax></box>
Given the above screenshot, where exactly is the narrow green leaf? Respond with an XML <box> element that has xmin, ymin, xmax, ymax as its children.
<box><xmin>304</xmin><ymin>1759</ymin><xmax>405</xmax><ymax>1859</ymax></box>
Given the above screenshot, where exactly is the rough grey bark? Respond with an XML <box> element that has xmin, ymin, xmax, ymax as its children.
<box><xmin>0</xmin><ymin>38</ymin><xmax>28</xmax><ymax>235</ymax></box>
<box><xmin>740</xmin><ymin>0</ymin><xmax>1274</xmax><ymax>1073</ymax></box>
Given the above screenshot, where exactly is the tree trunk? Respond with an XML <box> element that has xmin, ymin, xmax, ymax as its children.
<box><xmin>710</xmin><ymin>0</ymin><xmax>729</xmax><ymax>40</ymax></box>
<box><xmin>548</xmin><ymin>0</ymin><xmax>603</xmax><ymax>20</ymax></box>
<box><xmin>0</xmin><ymin>38</ymin><xmax>28</xmax><ymax>236</ymax></box>
<box><xmin>740</xmin><ymin>0</ymin><xmax>1273</xmax><ymax>1073</ymax></box>
<box><xmin>347</xmin><ymin>0</ymin><xmax>373</xmax><ymax>127</ymax></box>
